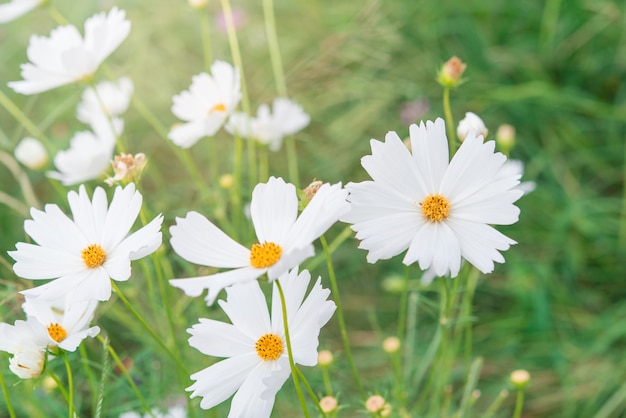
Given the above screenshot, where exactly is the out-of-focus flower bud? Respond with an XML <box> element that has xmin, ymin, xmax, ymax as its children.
<box><xmin>188</xmin><ymin>0</ymin><xmax>209</xmax><ymax>9</ymax></box>
<box><xmin>382</xmin><ymin>336</ymin><xmax>401</xmax><ymax>354</ymax></box>
<box><xmin>437</xmin><ymin>56</ymin><xmax>467</xmax><ymax>88</ymax></box>
<box><xmin>318</xmin><ymin>350</ymin><xmax>333</xmax><ymax>366</ymax></box>
<box><xmin>457</xmin><ymin>112</ymin><xmax>488</xmax><ymax>142</ymax></box>
<box><xmin>104</xmin><ymin>153</ymin><xmax>146</xmax><ymax>186</ymax></box>
<box><xmin>496</xmin><ymin>124</ymin><xmax>516</xmax><ymax>154</ymax></box>
<box><xmin>510</xmin><ymin>369</ymin><xmax>530</xmax><ymax>389</ymax></box>
<box><xmin>320</xmin><ymin>396</ymin><xmax>338</xmax><ymax>413</ymax></box>
<box><xmin>14</xmin><ymin>137</ymin><xmax>48</xmax><ymax>169</ymax></box>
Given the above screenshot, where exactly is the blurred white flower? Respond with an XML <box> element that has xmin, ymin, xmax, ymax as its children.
<box><xmin>8</xmin><ymin>345</ymin><xmax>45</xmax><ymax>379</ymax></box>
<box><xmin>457</xmin><ymin>112</ymin><xmax>488</xmax><ymax>142</ymax></box>
<box><xmin>343</xmin><ymin>118</ymin><xmax>522</xmax><ymax>277</ymax></box>
<box><xmin>168</xmin><ymin>61</ymin><xmax>241</xmax><ymax>148</ymax></box>
<box><xmin>8</xmin><ymin>7</ymin><xmax>131</xmax><ymax>95</ymax></box>
<box><xmin>0</xmin><ymin>319</ymin><xmax>47</xmax><ymax>379</ymax></box>
<box><xmin>46</xmin><ymin>116</ymin><xmax>120</xmax><ymax>186</ymax></box>
<box><xmin>169</xmin><ymin>176</ymin><xmax>349</xmax><ymax>305</ymax></box>
<box><xmin>226</xmin><ymin>98</ymin><xmax>310</xmax><ymax>151</ymax></box>
<box><xmin>14</xmin><ymin>137</ymin><xmax>48</xmax><ymax>169</ymax></box>
<box><xmin>186</xmin><ymin>268</ymin><xmax>335</xmax><ymax>416</ymax></box>
<box><xmin>0</xmin><ymin>0</ymin><xmax>44</xmax><ymax>24</ymax></box>
<box><xmin>22</xmin><ymin>296</ymin><xmax>100</xmax><ymax>352</ymax></box>
<box><xmin>500</xmin><ymin>159</ymin><xmax>536</xmax><ymax>195</ymax></box>
<box><xmin>10</xmin><ymin>183</ymin><xmax>163</xmax><ymax>302</ymax></box>
<box><xmin>77</xmin><ymin>77</ymin><xmax>134</xmax><ymax>125</ymax></box>
<box><xmin>120</xmin><ymin>405</ymin><xmax>186</xmax><ymax>418</ymax></box>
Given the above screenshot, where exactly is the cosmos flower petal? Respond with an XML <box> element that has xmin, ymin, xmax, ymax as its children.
<box><xmin>250</xmin><ymin>177</ymin><xmax>298</xmax><ymax>244</ymax></box>
<box><xmin>219</xmin><ymin>281</ymin><xmax>271</xmax><ymax>340</ymax></box>
<box><xmin>0</xmin><ymin>0</ymin><xmax>42</xmax><ymax>23</ymax></box>
<box><xmin>404</xmin><ymin>220</ymin><xmax>462</xmax><ymax>277</ymax></box>
<box><xmin>170</xmin><ymin>267</ymin><xmax>263</xmax><ymax>305</ymax></box>
<box><xmin>25</xmin><ymin>204</ymin><xmax>87</xmax><ymax>253</ymax></box>
<box><xmin>170</xmin><ymin>211</ymin><xmax>250</xmax><ymax>268</ymax></box>
<box><xmin>58</xmin><ymin>326</ymin><xmax>100</xmax><ymax>352</ymax></box>
<box><xmin>188</xmin><ymin>319</ymin><xmax>251</xmax><ymax>358</ymax></box>
<box><xmin>10</xmin><ymin>243</ymin><xmax>83</xmax><ymax>279</ymax></box>
<box><xmin>266</xmin><ymin>245</ymin><xmax>313</xmax><ymax>281</ymax></box>
<box><xmin>409</xmin><ymin>118</ymin><xmax>449</xmax><ymax>192</ymax></box>
<box><xmin>229</xmin><ymin>362</ymin><xmax>278</xmax><ymax>418</ymax></box>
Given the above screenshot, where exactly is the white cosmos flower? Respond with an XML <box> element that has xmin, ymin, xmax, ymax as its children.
<box><xmin>0</xmin><ymin>318</ymin><xmax>47</xmax><ymax>379</ymax></box>
<box><xmin>46</xmin><ymin>115</ymin><xmax>121</xmax><ymax>186</ymax></box>
<box><xmin>77</xmin><ymin>77</ymin><xmax>134</xmax><ymax>125</ymax></box>
<box><xmin>170</xmin><ymin>176</ymin><xmax>349</xmax><ymax>304</ymax></box>
<box><xmin>343</xmin><ymin>117</ymin><xmax>523</xmax><ymax>277</ymax></box>
<box><xmin>168</xmin><ymin>60</ymin><xmax>241</xmax><ymax>148</ymax></box>
<box><xmin>0</xmin><ymin>0</ymin><xmax>43</xmax><ymax>24</ymax></box>
<box><xmin>456</xmin><ymin>112</ymin><xmax>488</xmax><ymax>142</ymax></box>
<box><xmin>500</xmin><ymin>159</ymin><xmax>536</xmax><ymax>195</ymax></box>
<box><xmin>22</xmin><ymin>295</ymin><xmax>100</xmax><ymax>352</ymax></box>
<box><xmin>226</xmin><ymin>97</ymin><xmax>310</xmax><ymax>151</ymax></box>
<box><xmin>14</xmin><ymin>137</ymin><xmax>48</xmax><ymax>169</ymax></box>
<box><xmin>10</xmin><ymin>183</ymin><xmax>163</xmax><ymax>302</ymax></box>
<box><xmin>186</xmin><ymin>268</ymin><xmax>335</xmax><ymax>416</ymax></box>
<box><xmin>8</xmin><ymin>7</ymin><xmax>131</xmax><ymax>95</ymax></box>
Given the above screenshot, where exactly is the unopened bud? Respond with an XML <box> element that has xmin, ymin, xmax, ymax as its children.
<box><xmin>320</xmin><ymin>396</ymin><xmax>338</xmax><ymax>413</ymax></box>
<box><xmin>457</xmin><ymin>112</ymin><xmax>488</xmax><ymax>142</ymax></box>
<box><xmin>496</xmin><ymin>124</ymin><xmax>516</xmax><ymax>154</ymax></box>
<box><xmin>510</xmin><ymin>369</ymin><xmax>530</xmax><ymax>389</ymax></box>
<box><xmin>219</xmin><ymin>173</ymin><xmax>234</xmax><ymax>189</ymax></box>
<box><xmin>382</xmin><ymin>336</ymin><xmax>401</xmax><ymax>354</ymax></box>
<box><xmin>188</xmin><ymin>0</ymin><xmax>209</xmax><ymax>9</ymax></box>
<box><xmin>105</xmin><ymin>153</ymin><xmax>146</xmax><ymax>186</ymax></box>
<box><xmin>365</xmin><ymin>395</ymin><xmax>387</xmax><ymax>413</ymax></box>
<box><xmin>438</xmin><ymin>56</ymin><xmax>467</xmax><ymax>88</ymax></box>
<box><xmin>318</xmin><ymin>350</ymin><xmax>333</xmax><ymax>366</ymax></box>
<box><xmin>303</xmin><ymin>180</ymin><xmax>323</xmax><ymax>201</ymax></box>
<box><xmin>14</xmin><ymin>137</ymin><xmax>48</xmax><ymax>170</ymax></box>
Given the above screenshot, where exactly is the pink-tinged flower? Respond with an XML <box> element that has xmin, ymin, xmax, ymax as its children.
<box><xmin>343</xmin><ymin>118</ymin><xmax>522</xmax><ymax>277</ymax></box>
<box><xmin>8</xmin><ymin>7</ymin><xmax>131</xmax><ymax>95</ymax></box>
<box><xmin>10</xmin><ymin>183</ymin><xmax>163</xmax><ymax>302</ymax></box>
<box><xmin>170</xmin><ymin>176</ymin><xmax>349</xmax><ymax>304</ymax></box>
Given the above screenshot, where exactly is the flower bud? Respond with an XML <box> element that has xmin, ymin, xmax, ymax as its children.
<box><xmin>437</xmin><ymin>56</ymin><xmax>467</xmax><ymax>88</ymax></box>
<box><xmin>365</xmin><ymin>395</ymin><xmax>387</xmax><ymax>413</ymax></box>
<box><xmin>320</xmin><ymin>396</ymin><xmax>338</xmax><ymax>413</ymax></box>
<box><xmin>318</xmin><ymin>349</ymin><xmax>333</xmax><ymax>366</ymax></box>
<box><xmin>510</xmin><ymin>369</ymin><xmax>530</xmax><ymax>389</ymax></box>
<box><xmin>188</xmin><ymin>0</ymin><xmax>209</xmax><ymax>9</ymax></box>
<box><xmin>219</xmin><ymin>173</ymin><xmax>234</xmax><ymax>189</ymax></box>
<box><xmin>8</xmin><ymin>346</ymin><xmax>45</xmax><ymax>379</ymax></box>
<box><xmin>105</xmin><ymin>153</ymin><xmax>147</xmax><ymax>186</ymax></box>
<box><xmin>457</xmin><ymin>112</ymin><xmax>488</xmax><ymax>142</ymax></box>
<box><xmin>382</xmin><ymin>336</ymin><xmax>401</xmax><ymax>354</ymax></box>
<box><xmin>14</xmin><ymin>137</ymin><xmax>48</xmax><ymax>169</ymax></box>
<box><xmin>496</xmin><ymin>124</ymin><xmax>516</xmax><ymax>154</ymax></box>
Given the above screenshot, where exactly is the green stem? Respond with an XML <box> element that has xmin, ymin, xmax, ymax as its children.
<box><xmin>396</xmin><ymin>266</ymin><xmax>410</xmax><ymax>340</ymax></box>
<box><xmin>48</xmin><ymin>370</ymin><xmax>70</xmax><ymax>402</ymax></box>
<box><xmin>276</xmin><ymin>280</ymin><xmax>310</xmax><ymax>418</ymax></box>
<box><xmin>97</xmin><ymin>336</ymin><xmax>155</xmax><ymax>418</ymax></box>
<box><xmin>0</xmin><ymin>88</ymin><xmax>52</xmax><ymax>151</ymax></box>
<box><xmin>61</xmin><ymin>352</ymin><xmax>75</xmax><ymax>418</ymax></box>
<box><xmin>262</xmin><ymin>0</ymin><xmax>287</xmax><ymax>97</ymax></box>
<box><xmin>442</xmin><ymin>86</ymin><xmax>456</xmax><ymax>154</ymax></box>
<box><xmin>259</xmin><ymin>146</ymin><xmax>269</xmax><ymax>182</ymax></box>
<box><xmin>46</xmin><ymin>3</ymin><xmax>68</xmax><ymax>25</ymax></box>
<box><xmin>320</xmin><ymin>235</ymin><xmax>365</xmax><ymax>398</ymax></box>
<box><xmin>78</xmin><ymin>344</ymin><xmax>99</xmax><ymax>413</ymax></box>
<box><xmin>110</xmin><ymin>281</ymin><xmax>188</xmax><ymax>375</ymax></box>
<box><xmin>94</xmin><ymin>337</ymin><xmax>110</xmax><ymax>418</ymax></box>
<box><xmin>199</xmin><ymin>7</ymin><xmax>213</xmax><ymax>71</ymax></box>
<box><xmin>294</xmin><ymin>367</ymin><xmax>326</xmax><ymax>417</ymax></box>
<box><xmin>0</xmin><ymin>368</ymin><xmax>16</xmax><ymax>418</ymax></box>
<box><xmin>512</xmin><ymin>389</ymin><xmax>525</xmax><ymax>418</ymax></box>
<box><xmin>321</xmin><ymin>365</ymin><xmax>333</xmax><ymax>396</ymax></box>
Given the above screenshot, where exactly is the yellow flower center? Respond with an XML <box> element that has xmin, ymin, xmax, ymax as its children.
<box><xmin>249</xmin><ymin>242</ymin><xmax>282</xmax><ymax>269</ymax></box>
<box><xmin>47</xmin><ymin>323</ymin><xmax>67</xmax><ymax>343</ymax></box>
<box><xmin>255</xmin><ymin>333</ymin><xmax>283</xmax><ymax>361</ymax></box>
<box><xmin>81</xmin><ymin>244</ymin><xmax>106</xmax><ymax>268</ymax></box>
<box><xmin>209</xmin><ymin>103</ymin><xmax>227</xmax><ymax>113</ymax></box>
<box><xmin>420</xmin><ymin>194</ymin><xmax>451</xmax><ymax>222</ymax></box>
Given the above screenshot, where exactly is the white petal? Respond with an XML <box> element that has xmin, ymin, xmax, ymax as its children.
<box><xmin>229</xmin><ymin>362</ymin><xmax>277</xmax><ymax>418</ymax></box>
<box><xmin>219</xmin><ymin>281</ymin><xmax>271</xmax><ymax>340</ymax></box>
<box><xmin>409</xmin><ymin>118</ymin><xmax>449</xmax><ymax>192</ymax></box>
<box><xmin>169</xmin><ymin>267</ymin><xmax>263</xmax><ymax>305</ymax></box>
<box><xmin>250</xmin><ymin>177</ymin><xmax>297</xmax><ymax>244</ymax></box>
<box><xmin>188</xmin><ymin>318</ymin><xmax>252</xmax><ymax>358</ymax></box>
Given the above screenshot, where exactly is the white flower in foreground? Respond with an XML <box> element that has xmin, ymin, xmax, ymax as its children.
<box><xmin>169</xmin><ymin>176</ymin><xmax>349</xmax><ymax>304</ymax></box>
<box><xmin>77</xmin><ymin>77</ymin><xmax>134</xmax><ymax>125</ymax></box>
<box><xmin>227</xmin><ymin>98</ymin><xmax>310</xmax><ymax>151</ymax></box>
<box><xmin>10</xmin><ymin>183</ymin><xmax>163</xmax><ymax>302</ymax></box>
<box><xmin>169</xmin><ymin>60</ymin><xmax>241</xmax><ymax>148</ymax></box>
<box><xmin>14</xmin><ymin>137</ymin><xmax>48</xmax><ymax>169</ymax></box>
<box><xmin>457</xmin><ymin>112</ymin><xmax>488</xmax><ymax>142</ymax></box>
<box><xmin>8</xmin><ymin>7</ymin><xmax>131</xmax><ymax>95</ymax></box>
<box><xmin>47</xmin><ymin>116</ymin><xmax>120</xmax><ymax>186</ymax></box>
<box><xmin>22</xmin><ymin>296</ymin><xmax>100</xmax><ymax>351</ymax></box>
<box><xmin>186</xmin><ymin>268</ymin><xmax>335</xmax><ymax>416</ymax></box>
<box><xmin>0</xmin><ymin>319</ymin><xmax>47</xmax><ymax>379</ymax></box>
<box><xmin>0</xmin><ymin>0</ymin><xmax>44</xmax><ymax>24</ymax></box>
<box><xmin>343</xmin><ymin>118</ymin><xmax>523</xmax><ymax>277</ymax></box>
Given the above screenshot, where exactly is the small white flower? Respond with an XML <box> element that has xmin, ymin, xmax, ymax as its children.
<box><xmin>9</xmin><ymin>345</ymin><xmax>45</xmax><ymax>379</ymax></box>
<box><xmin>14</xmin><ymin>137</ymin><xmax>48</xmax><ymax>169</ymax></box>
<box><xmin>0</xmin><ymin>0</ymin><xmax>44</xmax><ymax>24</ymax></box>
<box><xmin>10</xmin><ymin>183</ymin><xmax>163</xmax><ymax>302</ymax></box>
<box><xmin>77</xmin><ymin>77</ymin><xmax>134</xmax><ymax>125</ymax></box>
<box><xmin>343</xmin><ymin>118</ymin><xmax>522</xmax><ymax>277</ymax></box>
<box><xmin>46</xmin><ymin>116</ymin><xmax>120</xmax><ymax>186</ymax></box>
<box><xmin>227</xmin><ymin>98</ymin><xmax>310</xmax><ymax>151</ymax></box>
<box><xmin>0</xmin><ymin>318</ymin><xmax>47</xmax><ymax>379</ymax></box>
<box><xmin>22</xmin><ymin>295</ymin><xmax>100</xmax><ymax>352</ymax></box>
<box><xmin>186</xmin><ymin>268</ymin><xmax>335</xmax><ymax>416</ymax></box>
<box><xmin>8</xmin><ymin>7</ymin><xmax>131</xmax><ymax>95</ymax></box>
<box><xmin>169</xmin><ymin>61</ymin><xmax>241</xmax><ymax>148</ymax></box>
<box><xmin>169</xmin><ymin>176</ymin><xmax>349</xmax><ymax>304</ymax></box>
<box><xmin>457</xmin><ymin>112</ymin><xmax>488</xmax><ymax>142</ymax></box>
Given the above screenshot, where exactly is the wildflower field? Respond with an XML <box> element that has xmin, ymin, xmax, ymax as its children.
<box><xmin>0</xmin><ymin>0</ymin><xmax>625</xmax><ymax>417</ymax></box>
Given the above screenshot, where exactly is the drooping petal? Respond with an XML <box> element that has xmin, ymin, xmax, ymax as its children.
<box><xmin>170</xmin><ymin>267</ymin><xmax>263</xmax><ymax>305</ymax></box>
<box><xmin>188</xmin><ymin>319</ymin><xmax>252</xmax><ymax>358</ymax></box>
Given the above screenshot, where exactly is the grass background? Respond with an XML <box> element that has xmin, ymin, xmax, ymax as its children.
<box><xmin>1</xmin><ymin>0</ymin><xmax>625</xmax><ymax>416</ymax></box>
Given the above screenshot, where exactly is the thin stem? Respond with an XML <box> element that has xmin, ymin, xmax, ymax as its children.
<box><xmin>48</xmin><ymin>370</ymin><xmax>70</xmax><ymax>402</ymax></box>
<box><xmin>276</xmin><ymin>281</ymin><xmax>310</xmax><ymax>418</ymax></box>
<box><xmin>0</xmin><ymin>368</ymin><xmax>16</xmax><ymax>418</ymax></box>
<box><xmin>61</xmin><ymin>352</ymin><xmax>75</xmax><ymax>418</ymax></box>
<box><xmin>94</xmin><ymin>337</ymin><xmax>110</xmax><ymax>418</ymax></box>
<box><xmin>78</xmin><ymin>344</ymin><xmax>99</xmax><ymax>413</ymax></box>
<box><xmin>0</xmin><ymin>150</ymin><xmax>40</xmax><ymax>209</ymax></box>
<box><xmin>321</xmin><ymin>365</ymin><xmax>333</xmax><ymax>396</ymax></box>
<box><xmin>396</xmin><ymin>266</ymin><xmax>410</xmax><ymax>340</ymax></box>
<box><xmin>46</xmin><ymin>3</ymin><xmax>69</xmax><ymax>25</ymax></box>
<box><xmin>0</xmin><ymin>88</ymin><xmax>52</xmax><ymax>151</ymax></box>
<box><xmin>512</xmin><ymin>389</ymin><xmax>525</xmax><ymax>418</ymax></box>
<box><xmin>110</xmin><ymin>281</ymin><xmax>188</xmax><ymax>375</ymax></box>
<box><xmin>97</xmin><ymin>336</ymin><xmax>155</xmax><ymax>418</ymax></box>
<box><xmin>443</xmin><ymin>86</ymin><xmax>456</xmax><ymax>154</ymax></box>
<box><xmin>294</xmin><ymin>367</ymin><xmax>326</xmax><ymax>417</ymax></box>
<box><xmin>199</xmin><ymin>7</ymin><xmax>213</xmax><ymax>71</ymax></box>
<box><xmin>320</xmin><ymin>235</ymin><xmax>365</xmax><ymax>398</ymax></box>
<box><xmin>259</xmin><ymin>146</ymin><xmax>269</xmax><ymax>182</ymax></box>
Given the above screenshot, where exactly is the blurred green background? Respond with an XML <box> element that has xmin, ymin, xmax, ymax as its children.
<box><xmin>1</xmin><ymin>0</ymin><xmax>625</xmax><ymax>416</ymax></box>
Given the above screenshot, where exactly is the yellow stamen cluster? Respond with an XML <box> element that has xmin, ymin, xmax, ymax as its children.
<box><xmin>255</xmin><ymin>333</ymin><xmax>284</xmax><ymax>361</ymax></box>
<box><xmin>420</xmin><ymin>194</ymin><xmax>451</xmax><ymax>222</ymax></box>
<box><xmin>209</xmin><ymin>103</ymin><xmax>227</xmax><ymax>113</ymax></box>
<box><xmin>47</xmin><ymin>323</ymin><xmax>67</xmax><ymax>343</ymax></box>
<box><xmin>249</xmin><ymin>242</ymin><xmax>282</xmax><ymax>269</ymax></box>
<box><xmin>81</xmin><ymin>244</ymin><xmax>107</xmax><ymax>268</ymax></box>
